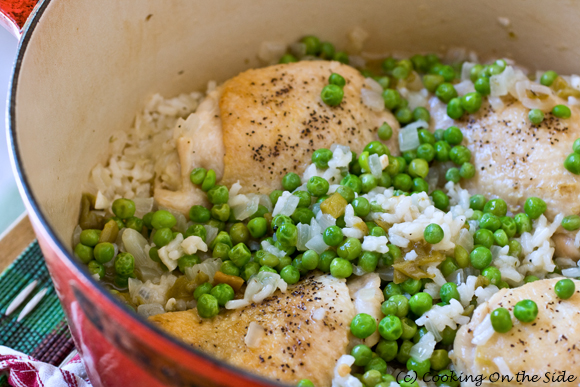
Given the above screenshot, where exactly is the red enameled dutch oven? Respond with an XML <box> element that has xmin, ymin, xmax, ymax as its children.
<box><xmin>4</xmin><ymin>0</ymin><xmax>580</xmax><ymax>385</ymax></box>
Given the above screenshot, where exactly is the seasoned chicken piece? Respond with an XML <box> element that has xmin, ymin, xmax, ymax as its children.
<box><xmin>432</xmin><ymin>98</ymin><xmax>580</xmax><ymax>218</ymax></box>
<box><xmin>431</xmin><ymin>98</ymin><xmax>580</xmax><ymax>258</ymax></box>
<box><xmin>154</xmin><ymin>88</ymin><xmax>225</xmax><ymax>214</ymax></box>
<box><xmin>453</xmin><ymin>278</ymin><xmax>580</xmax><ymax>386</ymax></box>
<box><xmin>218</xmin><ymin>61</ymin><xmax>400</xmax><ymax>193</ymax></box>
<box><xmin>347</xmin><ymin>273</ymin><xmax>384</xmax><ymax>350</ymax></box>
<box><xmin>149</xmin><ymin>273</ymin><xmax>355</xmax><ymax>386</ymax></box>
<box><xmin>156</xmin><ymin>61</ymin><xmax>400</xmax><ymax>215</ymax></box>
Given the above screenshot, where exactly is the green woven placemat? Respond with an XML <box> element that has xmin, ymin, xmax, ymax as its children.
<box><xmin>0</xmin><ymin>241</ymin><xmax>75</xmax><ymax>386</ymax></box>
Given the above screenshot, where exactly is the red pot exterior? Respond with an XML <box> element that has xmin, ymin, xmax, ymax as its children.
<box><xmin>32</xmin><ymin>219</ymin><xmax>278</xmax><ymax>387</ymax></box>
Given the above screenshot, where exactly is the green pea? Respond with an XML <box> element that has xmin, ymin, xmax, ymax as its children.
<box><xmin>148</xmin><ymin>246</ymin><xmax>161</xmax><ymax>263</ymax></box>
<box><xmin>555</xmin><ymin>279</ymin><xmax>576</xmax><ymax>299</ymax></box>
<box><xmin>474</xmin><ymin>228</ymin><xmax>494</xmax><ymax>248</ymax></box>
<box><xmin>245</xmin><ymin>217</ymin><xmax>266</xmax><ymax>239</ymax></box>
<box><xmin>433</xmin><ymin>141</ymin><xmax>450</xmax><ymax>162</ymax></box>
<box><xmin>228</xmin><ymin>243</ymin><xmax>251</xmax><ymax>268</ymax></box>
<box><xmin>291</xmin><ymin>208</ymin><xmax>315</xmax><ymax>225</ymax></box>
<box><xmin>561</xmin><ymin>214</ymin><xmax>580</xmax><ymax>232</ymax></box>
<box><xmin>333</xmin><ymin>51</ymin><xmax>349</xmax><ymax>64</ymax></box>
<box><xmin>320</xmin><ymin>225</ymin><xmax>341</xmax><ymax>247</ymax></box>
<box><xmin>306</xmin><ymin>176</ymin><xmax>329</xmax><ymax>197</ymax></box>
<box><xmin>392</xmin><ymin>65</ymin><xmax>410</xmax><ymax>80</ymax></box>
<box><xmin>515</xmin><ymin>213</ymin><xmax>532</xmax><ymax>234</ymax></box>
<box><xmin>381</xmin><ymin>294</ymin><xmax>409</xmax><ymax>318</ymax></box>
<box><xmin>201</xmin><ymin>169</ymin><xmax>216</xmax><ymax>192</ymax></box>
<box><xmin>211</xmin><ymin>204</ymin><xmax>230</xmax><ymax>222</ymax></box>
<box><xmin>358</xmin><ymin>251</ymin><xmax>379</xmax><ymax>273</ymax></box>
<box><xmin>395</xmin><ymin>107</ymin><xmax>413</xmax><ymax>124</ymax></box>
<box><xmin>317</xmin><ymin>250</ymin><xmax>336</xmax><ymax>272</ymax></box>
<box><xmin>460</xmin><ymin>92</ymin><xmax>483</xmax><ymax>114</ymax></box>
<box><xmin>178</xmin><ymin>254</ymin><xmax>200</xmax><ymax>273</ymax></box>
<box><xmin>382</xmin><ymin>89</ymin><xmax>402</xmax><ymax>110</ymax></box>
<box><xmin>394</xmin><ymin>173</ymin><xmax>413</xmax><ymax>191</ymax></box>
<box><xmin>435</xmin><ymin>82</ymin><xmax>458</xmax><ymax>103</ymax></box>
<box><xmin>439</xmin><ymin>326</ymin><xmax>457</xmax><ymax>346</ymax></box>
<box><xmin>197</xmin><ymin>293</ymin><xmax>219</xmax><ymax>318</ymax></box>
<box><xmin>330</xmin><ymin>258</ymin><xmax>352</xmax><ymax>278</ymax></box>
<box><xmin>528</xmin><ymin>108</ymin><xmax>544</xmax><ymax>125</ymax></box>
<box><xmin>431</xmin><ymin>190</ymin><xmax>449</xmax><ymax>211</ymax></box>
<box><xmin>279</xmin><ymin>54</ymin><xmax>297</xmax><ymax>64</ymax></box>
<box><xmin>482</xmin><ymin>266</ymin><xmax>501</xmax><ymax>286</ymax></box>
<box><xmin>122</xmin><ymin>217</ymin><xmax>142</xmax><ymax>232</ymax></box>
<box><xmin>450</xmin><ymin>145</ymin><xmax>471</xmax><ymax>165</ymax></box>
<box><xmin>436</xmin><ymin>64</ymin><xmax>455</xmax><ymax>82</ymax></box>
<box><xmin>474</xmin><ymin>76</ymin><xmax>490</xmax><ymax>95</ymax></box>
<box><xmin>112</xmin><ymin>198</ymin><xmax>136</xmax><ymax>219</ymax></box>
<box><xmin>311</xmin><ymin>148</ymin><xmax>333</xmax><ymax>169</ymax></box>
<box><xmin>493</xmin><ymin>229</ymin><xmax>509</xmax><ymax>247</ymax></box>
<box><xmin>207</xmin><ymin>185</ymin><xmax>229</xmax><ymax>205</ymax></box>
<box><xmin>435</xmin><ymin>370</ymin><xmax>459</xmax><ymax>387</ymax></box>
<box><xmin>210</xmin><ymin>231</ymin><xmax>233</xmax><ymax>249</ymax></box>
<box><xmin>80</xmin><ymin>229</ymin><xmax>100</xmax><ymax>247</ymax></box>
<box><xmin>407</xmin><ymin>357</ymin><xmax>431</xmax><ymax>379</ymax></box>
<box><xmin>364</xmin><ymin>357</ymin><xmax>387</xmax><ymax>375</ymax></box>
<box><xmin>382</xmin><ymin>57</ymin><xmax>397</xmax><ymax>72</ymax></box>
<box><xmin>151</xmin><ymin>210</ymin><xmax>176</xmax><ymax>229</ymax></box>
<box><xmin>413</xmin><ymin>107</ymin><xmax>431</xmax><ymax>123</ymax></box>
<box><xmin>442</xmin><ymin>126</ymin><xmax>462</xmax><ymax>145</ymax></box>
<box><xmin>513</xmin><ymin>299</ymin><xmax>538</xmax><ymax>323</ymax></box>
<box><xmin>417</xmin><ymin>129</ymin><xmax>435</xmax><ymax>145</ymax></box>
<box><xmin>350</xmin><ymin>198</ymin><xmax>369</xmax><ymax>218</ymax></box>
<box><xmin>321</xmin><ymin>84</ymin><xmax>344</xmax><ymax>106</ymax></box>
<box><xmin>445</xmin><ymin>167</ymin><xmax>460</xmax><ymax>183</ymax></box>
<box><xmin>430</xmin><ymin>349</ymin><xmax>450</xmax><ymax>371</ymax></box>
<box><xmin>282</xmin><ymin>172</ymin><xmax>301</xmax><ymax>191</ymax></box>
<box><xmin>337</xmin><ymin>237</ymin><xmax>362</xmax><ymax>260</ymax></box>
<box><xmin>439</xmin><ymin>256</ymin><xmax>459</xmax><ymax>277</ymax></box>
<box><xmin>153</xmin><ymin>227</ymin><xmax>173</xmax><ymax>247</ymax></box>
<box><xmin>479</xmin><ymin>213</ymin><xmax>501</xmax><ymax>231</ymax></box>
<box><xmin>208</xmin><ymin>283</ymin><xmax>234</xmax><ymax>307</ymax></box>
<box><xmin>329</xmin><ymin>72</ymin><xmax>346</xmax><ymax>87</ymax></box>
<box><xmin>296</xmin><ymin>380</ymin><xmax>315</xmax><ymax>387</ymax></box>
<box><xmin>378</xmin><ymin>315</ymin><xmax>402</xmax><ymax>340</ymax></box>
<box><xmin>574</xmin><ymin>138</ymin><xmax>580</xmax><ymax>154</ymax></box>
<box><xmin>93</xmin><ymin>242</ymin><xmax>115</xmax><ymax>264</ymax></box>
<box><xmin>523</xmin><ymin>275</ymin><xmax>538</xmax><ymax>284</ymax></box>
<box><xmin>378</xmin><ymin>122</ymin><xmax>393</xmax><ymax>141</ymax></box>
<box><xmin>552</xmin><ymin>104</ymin><xmax>572</xmax><ymax>119</ymax></box>
<box><xmin>217</xmin><ymin>257</ymin><xmax>238</xmax><ymax>274</ymax></box>
<box><xmin>240</xmin><ymin>262</ymin><xmax>260</xmax><ymax>281</ymax></box>
<box><xmin>540</xmin><ymin>70</ymin><xmax>558</xmax><ymax>86</ymax></box>
<box><xmin>409</xmin><ymin>292</ymin><xmax>432</xmax><ymax>316</ymax></box>
<box><xmin>189</xmin><ymin>205</ymin><xmax>210</xmax><ymax>223</ymax></box>
<box><xmin>459</xmin><ymin>162</ymin><xmax>475</xmax><ymax>179</ymax></box>
<box><xmin>416</xmin><ymin>143</ymin><xmax>435</xmax><ymax>162</ymax></box>
<box><xmin>499</xmin><ymin>216</ymin><xmax>516</xmax><ymax>238</ymax></box>
<box><xmin>190</xmin><ymin>167</ymin><xmax>207</xmax><ymax>185</ymax></box>
<box><xmin>375</xmin><ymin>76</ymin><xmax>391</xmax><ymax>90</ymax></box>
<box><xmin>348</xmin><ymin>344</ymin><xmax>372</xmax><ymax>367</ymax></box>
<box><xmin>484</xmin><ymin>198</ymin><xmax>507</xmax><ymax>217</ymax></box>
<box><xmin>87</xmin><ymin>260</ymin><xmax>105</xmax><ymax>279</ymax></box>
<box><xmin>422</xmin><ymin>74</ymin><xmax>444</xmax><ymax>92</ymax></box>
<box><xmin>469</xmin><ymin>64</ymin><xmax>484</xmax><ymax>82</ymax></box>
<box><xmin>490</xmin><ymin>307</ymin><xmax>513</xmax><ymax>333</ymax></box>
<box><xmin>396</xmin><ymin>340</ymin><xmax>414</xmax><ymax>365</ymax></box>
<box><xmin>469</xmin><ymin>194</ymin><xmax>486</xmax><ymax>211</ymax></box>
<box><xmin>446</xmin><ymin>97</ymin><xmax>464</xmax><ymax>119</ymax></box>
<box><xmin>424</xmin><ymin>223</ymin><xmax>444</xmax><ymax>244</ymax></box>
<box><xmin>280</xmin><ymin>265</ymin><xmax>300</xmax><ymax>284</ymax></box>
<box><xmin>213</xmin><ymin>243</ymin><xmax>230</xmax><ymax>260</ymax></box>
<box><xmin>406</xmin><ymin>159</ymin><xmax>428</xmax><ymax>179</ymax></box>
<box><xmin>270</xmin><ymin>190</ymin><xmax>284</xmax><ymax>206</ymax></box>
<box><xmin>383</xmin><ymin>282</ymin><xmax>402</xmax><ymax>299</ymax></box>
<box><xmin>509</xmin><ymin>240</ymin><xmax>522</xmax><ymax>258</ymax></box>
<box><xmin>227</xmin><ymin>223</ymin><xmax>248</xmax><ymax>245</ymax></box>
<box><xmin>412</xmin><ymin>178</ymin><xmax>429</xmax><ymax>193</ymax></box>
<box><xmin>341</xmin><ymin>174</ymin><xmax>363</xmax><ymax>193</ymax></box>
<box><xmin>375</xmin><ymin>339</ymin><xmax>398</xmax><ymax>362</ymax></box>
<box><xmin>115</xmin><ymin>252</ymin><xmax>134</xmax><ymax>277</ymax></box>
<box><xmin>399</xmin><ymin>317</ymin><xmax>417</xmax><ymax>340</ymax></box>
<box><xmin>401</xmin><ymin>278</ymin><xmax>422</xmax><ymax>295</ymax></box>
<box><xmin>291</xmin><ymin>191</ymin><xmax>310</xmax><ymax>208</ymax></box>
<box><xmin>470</xmin><ymin>246</ymin><xmax>492</xmax><ymax>269</ymax></box>
<box><xmin>336</xmin><ymin>185</ymin><xmax>355</xmax><ymax>204</ymax></box>
<box><xmin>565</xmin><ymin>153</ymin><xmax>580</xmax><ymax>174</ymax></box>
<box><xmin>360</xmin><ymin>173</ymin><xmax>378</xmax><ymax>193</ymax></box>
<box><xmin>524</xmin><ymin>197</ymin><xmax>547</xmax><ymax>219</ymax></box>
<box><xmin>351</xmin><ymin>313</ymin><xmax>377</xmax><ymax>339</ymax></box>
<box><xmin>440</xmin><ymin>282</ymin><xmax>460</xmax><ymax>304</ymax></box>
<box><xmin>402</xmin><ymin>150</ymin><xmax>416</xmax><ymax>165</ymax></box>
<box><xmin>454</xmin><ymin>245</ymin><xmax>470</xmax><ymax>268</ymax></box>
<box><xmin>301</xmin><ymin>35</ymin><xmax>321</xmax><ymax>55</ymax></box>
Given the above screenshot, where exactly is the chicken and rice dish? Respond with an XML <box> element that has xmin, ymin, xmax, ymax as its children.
<box><xmin>71</xmin><ymin>30</ymin><xmax>580</xmax><ymax>386</ymax></box>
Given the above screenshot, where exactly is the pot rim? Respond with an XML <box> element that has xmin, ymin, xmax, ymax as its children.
<box><xmin>6</xmin><ymin>1</ymin><xmax>286</xmax><ymax>385</ymax></box>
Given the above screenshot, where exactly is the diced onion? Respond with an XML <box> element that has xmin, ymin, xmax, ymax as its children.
<box><xmin>361</xmin><ymin>88</ymin><xmax>384</xmax><ymax>112</ymax></box>
<box><xmin>368</xmin><ymin>154</ymin><xmax>383</xmax><ymax>178</ymax></box>
<box><xmin>398</xmin><ymin>120</ymin><xmax>428</xmax><ymax>152</ymax></box>
<box><xmin>245</xmin><ymin>321</ymin><xmax>265</xmax><ymax>348</ymax></box>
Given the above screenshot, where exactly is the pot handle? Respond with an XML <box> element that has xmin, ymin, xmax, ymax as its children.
<box><xmin>0</xmin><ymin>0</ymin><xmax>40</xmax><ymax>38</ymax></box>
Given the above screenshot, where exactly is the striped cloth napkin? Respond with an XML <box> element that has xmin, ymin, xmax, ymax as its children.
<box><xmin>0</xmin><ymin>346</ymin><xmax>91</xmax><ymax>387</ymax></box>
